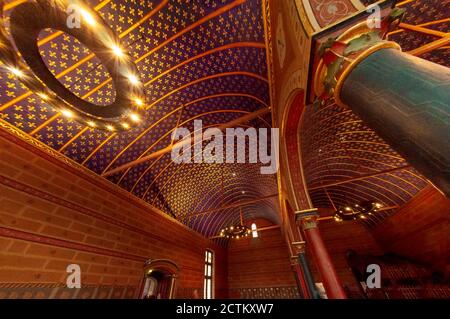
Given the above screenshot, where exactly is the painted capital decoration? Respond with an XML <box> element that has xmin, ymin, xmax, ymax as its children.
<box><xmin>314</xmin><ymin>8</ymin><xmax>405</xmax><ymax>105</ymax></box>
<box><xmin>291</xmin><ymin>241</ymin><xmax>307</xmax><ymax>256</ymax></box>
<box><xmin>0</xmin><ymin>0</ymin><xmax>145</xmax><ymax>131</ymax></box>
<box><xmin>295</xmin><ymin>208</ymin><xmax>319</xmax><ymax>230</ymax></box>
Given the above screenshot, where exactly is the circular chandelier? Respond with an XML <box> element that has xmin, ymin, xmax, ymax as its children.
<box><xmin>0</xmin><ymin>0</ymin><xmax>145</xmax><ymax>131</ymax></box>
<box><xmin>219</xmin><ymin>207</ymin><xmax>251</xmax><ymax>239</ymax></box>
<box><xmin>220</xmin><ymin>225</ymin><xmax>251</xmax><ymax>239</ymax></box>
<box><xmin>333</xmin><ymin>201</ymin><xmax>383</xmax><ymax>222</ymax></box>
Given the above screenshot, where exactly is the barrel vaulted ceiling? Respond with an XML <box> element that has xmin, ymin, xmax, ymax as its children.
<box><xmin>301</xmin><ymin>0</ymin><xmax>449</xmax><ymax>227</ymax></box>
<box><xmin>0</xmin><ymin>0</ymin><xmax>278</xmax><ymax>239</ymax></box>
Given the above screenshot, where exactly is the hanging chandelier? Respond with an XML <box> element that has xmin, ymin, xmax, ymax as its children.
<box><xmin>219</xmin><ymin>207</ymin><xmax>251</xmax><ymax>239</ymax></box>
<box><xmin>333</xmin><ymin>201</ymin><xmax>383</xmax><ymax>222</ymax></box>
<box><xmin>220</xmin><ymin>225</ymin><xmax>251</xmax><ymax>239</ymax></box>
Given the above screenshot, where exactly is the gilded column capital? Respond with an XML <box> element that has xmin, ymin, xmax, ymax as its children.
<box><xmin>295</xmin><ymin>208</ymin><xmax>319</xmax><ymax>231</ymax></box>
<box><xmin>313</xmin><ymin>9</ymin><xmax>405</xmax><ymax>107</ymax></box>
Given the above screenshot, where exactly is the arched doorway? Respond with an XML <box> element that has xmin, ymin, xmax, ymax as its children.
<box><xmin>140</xmin><ymin>259</ymin><xmax>179</xmax><ymax>299</ymax></box>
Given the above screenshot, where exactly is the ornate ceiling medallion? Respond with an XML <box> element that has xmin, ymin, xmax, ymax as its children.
<box><xmin>0</xmin><ymin>0</ymin><xmax>145</xmax><ymax>131</ymax></box>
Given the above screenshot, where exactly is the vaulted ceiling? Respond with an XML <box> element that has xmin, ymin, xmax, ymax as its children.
<box><xmin>0</xmin><ymin>0</ymin><xmax>447</xmax><ymax>238</ymax></box>
<box><xmin>0</xmin><ymin>0</ymin><xmax>278</xmax><ymax>240</ymax></box>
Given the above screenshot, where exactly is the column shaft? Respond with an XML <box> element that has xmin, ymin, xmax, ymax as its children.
<box><xmin>339</xmin><ymin>48</ymin><xmax>450</xmax><ymax>196</ymax></box>
<box><xmin>296</xmin><ymin>210</ymin><xmax>347</xmax><ymax>299</ymax></box>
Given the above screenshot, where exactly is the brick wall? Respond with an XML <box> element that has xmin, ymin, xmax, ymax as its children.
<box><xmin>227</xmin><ymin>219</ymin><xmax>298</xmax><ymax>298</ymax></box>
<box><xmin>0</xmin><ymin>133</ymin><xmax>227</xmax><ymax>299</ymax></box>
<box><xmin>371</xmin><ymin>186</ymin><xmax>450</xmax><ymax>275</ymax></box>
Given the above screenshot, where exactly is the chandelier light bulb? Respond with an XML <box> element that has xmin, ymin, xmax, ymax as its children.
<box><xmin>61</xmin><ymin>109</ymin><xmax>74</xmax><ymax>118</ymax></box>
<box><xmin>7</xmin><ymin>66</ymin><xmax>24</xmax><ymax>77</ymax></box>
<box><xmin>127</xmin><ymin>73</ymin><xmax>140</xmax><ymax>85</ymax></box>
<box><xmin>37</xmin><ymin>92</ymin><xmax>49</xmax><ymax>100</ymax></box>
<box><xmin>134</xmin><ymin>98</ymin><xmax>144</xmax><ymax>107</ymax></box>
<box><xmin>111</xmin><ymin>44</ymin><xmax>124</xmax><ymax>57</ymax></box>
<box><xmin>129</xmin><ymin>113</ymin><xmax>140</xmax><ymax>123</ymax></box>
<box><xmin>79</xmin><ymin>8</ymin><xmax>96</xmax><ymax>26</ymax></box>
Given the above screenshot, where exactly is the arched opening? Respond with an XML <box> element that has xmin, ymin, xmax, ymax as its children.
<box><xmin>140</xmin><ymin>259</ymin><xmax>179</xmax><ymax>299</ymax></box>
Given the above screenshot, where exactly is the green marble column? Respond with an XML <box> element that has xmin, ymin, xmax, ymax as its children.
<box><xmin>340</xmin><ymin>49</ymin><xmax>450</xmax><ymax>196</ymax></box>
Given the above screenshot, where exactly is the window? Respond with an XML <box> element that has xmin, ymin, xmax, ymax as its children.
<box><xmin>251</xmin><ymin>223</ymin><xmax>258</xmax><ymax>238</ymax></box>
<box><xmin>204</xmin><ymin>250</ymin><xmax>214</xmax><ymax>299</ymax></box>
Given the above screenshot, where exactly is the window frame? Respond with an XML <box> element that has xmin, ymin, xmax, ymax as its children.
<box><xmin>203</xmin><ymin>249</ymin><xmax>214</xmax><ymax>299</ymax></box>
